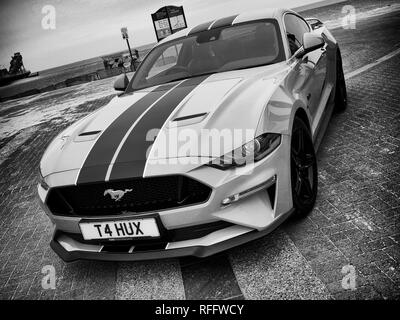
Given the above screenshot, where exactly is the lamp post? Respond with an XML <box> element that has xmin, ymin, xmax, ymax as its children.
<box><xmin>121</xmin><ymin>27</ymin><xmax>135</xmax><ymax>71</ymax></box>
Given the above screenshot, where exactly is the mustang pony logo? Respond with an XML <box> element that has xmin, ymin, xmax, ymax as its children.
<box><xmin>104</xmin><ymin>189</ymin><xmax>133</xmax><ymax>201</ymax></box>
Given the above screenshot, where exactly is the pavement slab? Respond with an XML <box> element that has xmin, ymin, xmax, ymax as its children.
<box><xmin>115</xmin><ymin>260</ymin><xmax>185</xmax><ymax>300</ymax></box>
<box><xmin>229</xmin><ymin>229</ymin><xmax>332</xmax><ymax>300</ymax></box>
<box><xmin>180</xmin><ymin>254</ymin><xmax>243</xmax><ymax>300</ymax></box>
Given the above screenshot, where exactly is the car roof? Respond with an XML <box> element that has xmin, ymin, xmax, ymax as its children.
<box><xmin>158</xmin><ymin>8</ymin><xmax>296</xmax><ymax>44</ymax></box>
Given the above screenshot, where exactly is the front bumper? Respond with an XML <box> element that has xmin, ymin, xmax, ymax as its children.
<box><xmin>51</xmin><ymin>209</ymin><xmax>293</xmax><ymax>262</ymax></box>
<box><xmin>39</xmin><ymin>134</ymin><xmax>293</xmax><ymax>261</ymax></box>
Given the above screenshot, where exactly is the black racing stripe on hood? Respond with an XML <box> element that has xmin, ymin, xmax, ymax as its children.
<box><xmin>109</xmin><ymin>75</ymin><xmax>209</xmax><ymax>180</ymax></box>
<box><xmin>76</xmin><ymin>83</ymin><xmax>176</xmax><ymax>184</ymax></box>
<box><xmin>210</xmin><ymin>15</ymin><xmax>239</xmax><ymax>29</ymax></box>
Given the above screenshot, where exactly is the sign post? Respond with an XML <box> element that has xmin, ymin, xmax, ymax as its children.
<box><xmin>120</xmin><ymin>27</ymin><xmax>135</xmax><ymax>70</ymax></box>
<box><xmin>151</xmin><ymin>6</ymin><xmax>187</xmax><ymax>42</ymax></box>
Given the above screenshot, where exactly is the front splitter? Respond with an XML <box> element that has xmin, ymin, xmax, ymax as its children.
<box><xmin>51</xmin><ymin>209</ymin><xmax>294</xmax><ymax>262</ymax></box>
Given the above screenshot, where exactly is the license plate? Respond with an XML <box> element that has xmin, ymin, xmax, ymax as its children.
<box><xmin>79</xmin><ymin>218</ymin><xmax>160</xmax><ymax>240</ymax></box>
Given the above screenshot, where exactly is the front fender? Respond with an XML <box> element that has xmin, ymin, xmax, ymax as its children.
<box><xmin>256</xmin><ymin>70</ymin><xmax>311</xmax><ymax>137</ymax></box>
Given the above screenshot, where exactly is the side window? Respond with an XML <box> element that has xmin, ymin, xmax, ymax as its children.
<box><xmin>284</xmin><ymin>14</ymin><xmax>310</xmax><ymax>56</ymax></box>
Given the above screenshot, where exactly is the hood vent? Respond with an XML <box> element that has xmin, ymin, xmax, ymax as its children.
<box><xmin>173</xmin><ymin>112</ymin><xmax>208</xmax><ymax>122</ymax></box>
<box><xmin>78</xmin><ymin>130</ymin><xmax>101</xmax><ymax>136</ymax></box>
<box><xmin>170</xmin><ymin>112</ymin><xmax>208</xmax><ymax>127</ymax></box>
<box><xmin>74</xmin><ymin>130</ymin><xmax>102</xmax><ymax>142</ymax></box>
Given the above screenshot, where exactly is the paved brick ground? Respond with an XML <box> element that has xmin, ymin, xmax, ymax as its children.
<box><xmin>0</xmin><ymin>1</ymin><xmax>399</xmax><ymax>300</ymax></box>
<box><xmin>284</xmin><ymin>54</ymin><xmax>400</xmax><ymax>299</ymax></box>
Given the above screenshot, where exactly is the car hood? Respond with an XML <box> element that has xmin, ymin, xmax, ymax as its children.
<box><xmin>40</xmin><ymin>62</ymin><xmax>288</xmax><ymax>180</ymax></box>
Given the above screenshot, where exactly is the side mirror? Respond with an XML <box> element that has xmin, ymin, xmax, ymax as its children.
<box><xmin>305</xmin><ymin>18</ymin><xmax>324</xmax><ymax>30</ymax></box>
<box><xmin>114</xmin><ymin>74</ymin><xmax>129</xmax><ymax>91</ymax></box>
<box><xmin>295</xmin><ymin>32</ymin><xmax>325</xmax><ymax>59</ymax></box>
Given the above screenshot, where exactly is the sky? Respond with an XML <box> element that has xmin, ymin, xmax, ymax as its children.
<box><xmin>0</xmin><ymin>0</ymin><xmax>320</xmax><ymax>71</ymax></box>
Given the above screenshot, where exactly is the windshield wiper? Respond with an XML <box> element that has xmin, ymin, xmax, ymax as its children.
<box><xmin>164</xmin><ymin>71</ymin><xmax>219</xmax><ymax>84</ymax></box>
<box><xmin>227</xmin><ymin>62</ymin><xmax>274</xmax><ymax>72</ymax></box>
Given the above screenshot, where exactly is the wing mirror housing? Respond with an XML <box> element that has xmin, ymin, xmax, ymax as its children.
<box><xmin>295</xmin><ymin>32</ymin><xmax>325</xmax><ymax>59</ymax></box>
<box><xmin>113</xmin><ymin>73</ymin><xmax>129</xmax><ymax>91</ymax></box>
<box><xmin>305</xmin><ymin>17</ymin><xmax>324</xmax><ymax>30</ymax></box>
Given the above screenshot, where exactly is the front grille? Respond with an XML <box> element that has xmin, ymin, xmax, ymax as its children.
<box><xmin>47</xmin><ymin>175</ymin><xmax>211</xmax><ymax>216</ymax></box>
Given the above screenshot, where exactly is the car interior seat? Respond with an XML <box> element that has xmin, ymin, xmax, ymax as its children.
<box><xmin>188</xmin><ymin>44</ymin><xmax>222</xmax><ymax>74</ymax></box>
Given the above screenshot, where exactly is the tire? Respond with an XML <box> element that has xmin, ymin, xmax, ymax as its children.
<box><xmin>290</xmin><ymin>117</ymin><xmax>318</xmax><ymax>216</ymax></box>
<box><xmin>334</xmin><ymin>51</ymin><xmax>347</xmax><ymax>112</ymax></box>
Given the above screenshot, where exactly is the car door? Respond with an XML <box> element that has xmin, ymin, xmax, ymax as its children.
<box><xmin>284</xmin><ymin>14</ymin><xmax>327</xmax><ymax>132</ymax></box>
<box><xmin>303</xmin><ymin>18</ymin><xmax>328</xmax><ymax>129</ymax></box>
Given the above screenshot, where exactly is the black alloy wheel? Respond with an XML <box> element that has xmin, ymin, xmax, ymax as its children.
<box><xmin>290</xmin><ymin>117</ymin><xmax>318</xmax><ymax>216</ymax></box>
<box><xmin>334</xmin><ymin>50</ymin><xmax>348</xmax><ymax>112</ymax></box>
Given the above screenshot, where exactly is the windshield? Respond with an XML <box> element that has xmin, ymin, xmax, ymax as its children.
<box><xmin>128</xmin><ymin>19</ymin><xmax>284</xmax><ymax>91</ymax></box>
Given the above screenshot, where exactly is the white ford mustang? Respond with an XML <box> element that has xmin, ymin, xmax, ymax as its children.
<box><xmin>38</xmin><ymin>8</ymin><xmax>347</xmax><ymax>261</ymax></box>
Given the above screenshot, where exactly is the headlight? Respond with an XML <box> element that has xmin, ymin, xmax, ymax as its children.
<box><xmin>207</xmin><ymin>133</ymin><xmax>281</xmax><ymax>170</ymax></box>
<box><xmin>38</xmin><ymin>169</ymin><xmax>50</xmax><ymax>190</ymax></box>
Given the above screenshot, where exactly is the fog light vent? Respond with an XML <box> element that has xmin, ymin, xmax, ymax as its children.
<box><xmin>221</xmin><ymin>175</ymin><xmax>276</xmax><ymax>206</ymax></box>
<box><xmin>267</xmin><ymin>182</ymin><xmax>276</xmax><ymax>209</ymax></box>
